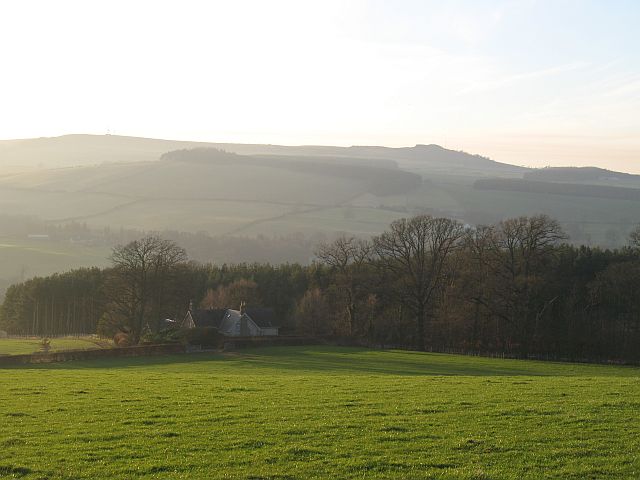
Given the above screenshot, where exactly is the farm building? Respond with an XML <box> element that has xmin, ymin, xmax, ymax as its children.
<box><xmin>182</xmin><ymin>302</ymin><xmax>279</xmax><ymax>337</ymax></box>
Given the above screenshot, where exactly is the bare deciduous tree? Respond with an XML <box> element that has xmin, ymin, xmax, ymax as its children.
<box><xmin>466</xmin><ymin>215</ymin><xmax>566</xmax><ymax>352</ymax></box>
<box><xmin>108</xmin><ymin>235</ymin><xmax>187</xmax><ymax>342</ymax></box>
<box><xmin>630</xmin><ymin>225</ymin><xmax>640</xmax><ymax>249</ymax></box>
<box><xmin>295</xmin><ymin>287</ymin><xmax>331</xmax><ymax>336</ymax></box>
<box><xmin>373</xmin><ymin>216</ymin><xmax>464</xmax><ymax>350</ymax></box>
<box><xmin>201</xmin><ymin>278</ymin><xmax>261</xmax><ymax>310</ymax></box>
<box><xmin>316</xmin><ymin>236</ymin><xmax>371</xmax><ymax>336</ymax></box>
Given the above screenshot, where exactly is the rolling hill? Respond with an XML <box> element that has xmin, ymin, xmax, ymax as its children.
<box><xmin>523</xmin><ymin>166</ymin><xmax>640</xmax><ymax>185</ymax></box>
<box><xmin>0</xmin><ymin>134</ymin><xmax>525</xmax><ymax>176</ymax></box>
<box><xmin>0</xmin><ymin>146</ymin><xmax>421</xmax><ymax>236</ymax></box>
<box><xmin>0</xmin><ymin>134</ymin><xmax>639</xmax><ymax>294</ymax></box>
<box><xmin>0</xmin><ymin>134</ymin><xmax>639</xmax><ymax>242</ymax></box>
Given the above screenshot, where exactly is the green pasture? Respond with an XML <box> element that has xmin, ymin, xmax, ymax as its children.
<box><xmin>240</xmin><ymin>206</ymin><xmax>406</xmax><ymax>237</ymax></box>
<box><xmin>0</xmin><ymin>346</ymin><xmax>638</xmax><ymax>479</ymax></box>
<box><xmin>0</xmin><ymin>188</ymin><xmax>127</xmax><ymax>222</ymax></box>
<box><xmin>82</xmin><ymin>199</ymin><xmax>298</xmax><ymax>236</ymax></box>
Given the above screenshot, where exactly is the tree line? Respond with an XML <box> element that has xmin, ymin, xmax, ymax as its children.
<box><xmin>1</xmin><ymin>215</ymin><xmax>639</xmax><ymax>361</ymax></box>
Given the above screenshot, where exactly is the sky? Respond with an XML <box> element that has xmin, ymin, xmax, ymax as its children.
<box><xmin>1</xmin><ymin>0</ymin><xmax>639</xmax><ymax>172</ymax></box>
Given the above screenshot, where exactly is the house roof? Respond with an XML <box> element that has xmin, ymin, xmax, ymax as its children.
<box><xmin>191</xmin><ymin>309</ymin><xmax>227</xmax><ymax>328</ymax></box>
<box><xmin>187</xmin><ymin>307</ymin><xmax>278</xmax><ymax>330</ymax></box>
<box><xmin>219</xmin><ymin>309</ymin><xmax>241</xmax><ymax>333</ymax></box>
<box><xmin>245</xmin><ymin>308</ymin><xmax>277</xmax><ymax>328</ymax></box>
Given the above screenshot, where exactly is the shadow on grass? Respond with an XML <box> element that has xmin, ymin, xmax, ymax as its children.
<box><xmin>1</xmin><ymin>346</ymin><xmax>636</xmax><ymax>377</ymax></box>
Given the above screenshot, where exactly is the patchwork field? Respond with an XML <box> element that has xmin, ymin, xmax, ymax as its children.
<box><xmin>0</xmin><ymin>239</ymin><xmax>109</xmax><ymax>277</ymax></box>
<box><xmin>0</xmin><ymin>238</ymin><xmax>110</xmax><ymax>298</ymax></box>
<box><xmin>0</xmin><ymin>346</ymin><xmax>638</xmax><ymax>479</ymax></box>
<box><xmin>1</xmin><ymin>135</ymin><xmax>639</xmax><ymax>252</ymax></box>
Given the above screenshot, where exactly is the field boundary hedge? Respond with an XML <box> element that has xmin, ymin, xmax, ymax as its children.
<box><xmin>355</xmin><ymin>341</ymin><xmax>638</xmax><ymax>365</ymax></box>
<box><xmin>0</xmin><ymin>343</ymin><xmax>186</xmax><ymax>366</ymax></box>
<box><xmin>3</xmin><ymin>336</ymin><xmax>632</xmax><ymax>367</ymax></box>
<box><xmin>221</xmin><ymin>336</ymin><xmax>324</xmax><ymax>351</ymax></box>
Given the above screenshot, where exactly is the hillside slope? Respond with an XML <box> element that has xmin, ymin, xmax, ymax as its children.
<box><xmin>524</xmin><ymin>166</ymin><xmax>640</xmax><ymax>186</ymax></box>
<box><xmin>0</xmin><ymin>135</ymin><xmax>213</xmax><ymax>169</ymax></box>
<box><xmin>0</xmin><ymin>134</ymin><xmax>638</xmax><ymax>250</ymax></box>
<box><xmin>0</xmin><ymin>147</ymin><xmax>422</xmax><ymax>238</ymax></box>
<box><xmin>0</xmin><ymin>134</ymin><xmax>524</xmax><ymax>176</ymax></box>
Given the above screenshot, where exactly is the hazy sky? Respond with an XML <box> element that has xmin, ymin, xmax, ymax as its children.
<box><xmin>1</xmin><ymin>0</ymin><xmax>639</xmax><ymax>172</ymax></box>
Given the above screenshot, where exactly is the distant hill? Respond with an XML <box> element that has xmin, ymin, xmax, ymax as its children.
<box><xmin>524</xmin><ymin>166</ymin><xmax>640</xmax><ymax>184</ymax></box>
<box><xmin>4</xmin><ymin>134</ymin><xmax>638</xmax><ymax>181</ymax></box>
<box><xmin>0</xmin><ymin>134</ymin><xmax>524</xmax><ymax>176</ymax></box>
<box><xmin>475</xmin><ymin>178</ymin><xmax>640</xmax><ymax>201</ymax></box>
<box><xmin>0</xmin><ymin>134</ymin><xmax>215</xmax><ymax>169</ymax></box>
<box><xmin>160</xmin><ymin>148</ymin><xmax>422</xmax><ymax>196</ymax></box>
<box><xmin>346</xmin><ymin>143</ymin><xmax>520</xmax><ymax>167</ymax></box>
<box><xmin>0</xmin><ymin>145</ymin><xmax>424</xmax><ymax>240</ymax></box>
<box><xmin>0</xmin><ymin>133</ymin><xmax>639</xmax><ymax>252</ymax></box>
<box><xmin>211</xmin><ymin>142</ymin><xmax>525</xmax><ymax>173</ymax></box>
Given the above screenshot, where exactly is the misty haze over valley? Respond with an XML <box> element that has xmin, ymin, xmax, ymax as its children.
<box><xmin>0</xmin><ymin>133</ymin><xmax>638</xmax><ymax>296</ymax></box>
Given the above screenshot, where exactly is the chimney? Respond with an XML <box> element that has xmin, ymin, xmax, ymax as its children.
<box><xmin>239</xmin><ymin>301</ymin><xmax>249</xmax><ymax>336</ymax></box>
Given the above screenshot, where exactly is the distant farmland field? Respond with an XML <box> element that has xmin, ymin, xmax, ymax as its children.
<box><xmin>1</xmin><ymin>346</ymin><xmax>638</xmax><ymax>479</ymax></box>
<box><xmin>0</xmin><ymin>238</ymin><xmax>110</xmax><ymax>295</ymax></box>
<box><xmin>2</xmin><ymin>148</ymin><xmax>640</xmax><ymax>246</ymax></box>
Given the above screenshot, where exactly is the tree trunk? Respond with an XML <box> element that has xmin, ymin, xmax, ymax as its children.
<box><xmin>348</xmin><ymin>303</ymin><xmax>355</xmax><ymax>337</ymax></box>
<box><xmin>416</xmin><ymin>304</ymin><xmax>426</xmax><ymax>351</ymax></box>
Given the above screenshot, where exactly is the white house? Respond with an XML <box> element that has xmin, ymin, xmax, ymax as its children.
<box><xmin>182</xmin><ymin>302</ymin><xmax>279</xmax><ymax>337</ymax></box>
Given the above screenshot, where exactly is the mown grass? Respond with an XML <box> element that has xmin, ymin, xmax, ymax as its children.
<box><xmin>0</xmin><ymin>346</ymin><xmax>638</xmax><ymax>479</ymax></box>
<box><xmin>0</xmin><ymin>337</ymin><xmax>110</xmax><ymax>356</ymax></box>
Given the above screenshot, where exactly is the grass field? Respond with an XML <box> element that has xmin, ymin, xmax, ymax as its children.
<box><xmin>0</xmin><ymin>239</ymin><xmax>110</xmax><ymax>277</ymax></box>
<box><xmin>1</xmin><ymin>346</ymin><xmax>638</xmax><ymax>479</ymax></box>
<box><xmin>0</xmin><ymin>337</ymin><xmax>111</xmax><ymax>356</ymax></box>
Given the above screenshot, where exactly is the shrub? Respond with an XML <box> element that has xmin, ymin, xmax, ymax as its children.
<box><xmin>181</xmin><ymin>327</ymin><xmax>223</xmax><ymax>348</ymax></box>
<box><xmin>140</xmin><ymin>326</ymin><xmax>184</xmax><ymax>345</ymax></box>
<box><xmin>113</xmin><ymin>332</ymin><xmax>132</xmax><ymax>347</ymax></box>
<box><xmin>39</xmin><ymin>338</ymin><xmax>51</xmax><ymax>353</ymax></box>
